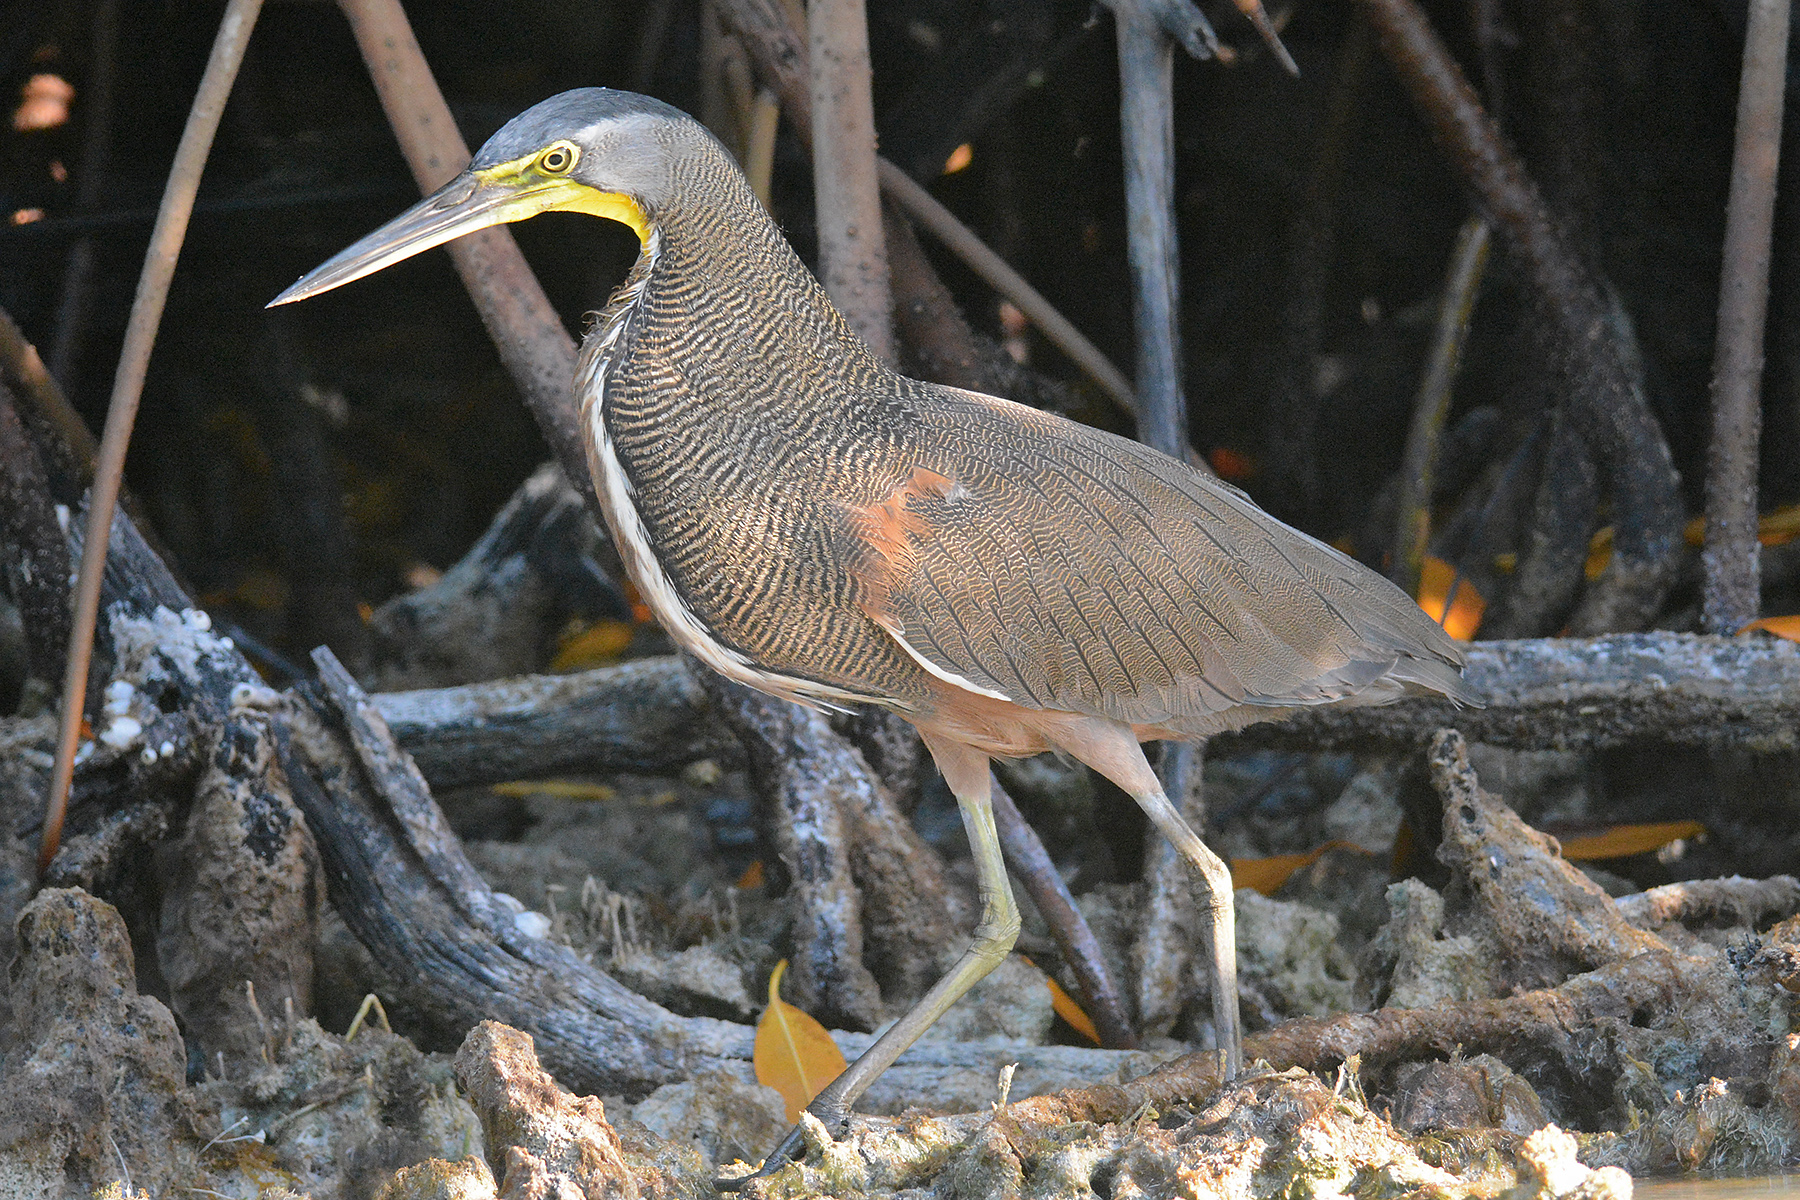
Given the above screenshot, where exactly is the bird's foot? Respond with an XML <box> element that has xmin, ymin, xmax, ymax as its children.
<box><xmin>713</xmin><ymin>1104</ymin><xmax>849</xmax><ymax>1191</ymax></box>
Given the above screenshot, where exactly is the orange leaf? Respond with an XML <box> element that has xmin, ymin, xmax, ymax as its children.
<box><xmin>734</xmin><ymin>859</ymin><xmax>766</xmax><ymax>890</ymax></box>
<box><xmin>1231</xmin><ymin>840</ymin><xmax>1373</xmax><ymax>896</ymax></box>
<box><xmin>1556</xmin><ymin>821</ymin><xmax>1703</xmax><ymax>862</ymax></box>
<box><xmin>1415</xmin><ymin>557</ymin><xmax>1485</xmax><ymax>641</ymax></box>
<box><xmin>1018</xmin><ymin>954</ymin><xmax>1102</xmax><ymax>1046</ymax></box>
<box><xmin>1742</xmin><ymin>615</ymin><xmax>1800</xmax><ymax>641</ymax></box>
<box><xmin>550</xmin><ymin>619</ymin><xmax>637</xmax><ymax>672</ymax></box>
<box><xmin>753</xmin><ymin>960</ymin><xmax>847</xmax><ymax>1122</ymax></box>
<box><xmin>1045</xmin><ymin>974</ymin><xmax>1101</xmax><ymax>1045</ymax></box>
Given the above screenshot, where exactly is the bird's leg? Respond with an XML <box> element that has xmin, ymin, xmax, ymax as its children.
<box><xmin>721</xmin><ymin>734</ymin><xmax>1019</xmax><ymax>1188</ymax></box>
<box><xmin>1134</xmin><ymin>783</ymin><xmax>1241</xmax><ymax>1076</ymax></box>
<box><xmin>1054</xmin><ymin>720</ymin><xmax>1242</xmax><ymax>1077</ymax></box>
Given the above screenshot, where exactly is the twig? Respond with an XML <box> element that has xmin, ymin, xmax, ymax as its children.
<box><xmin>990</xmin><ymin>777</ymin><xmax>1137</xmax><ymax>1050</ymax></box>
<box><xmin>1391</xmin><ymin>217</ymin><xmax>1490</xmax><ymax>597</ymax></box>
<box><xmin>41</xmin><ymin>0</ymin><xmax>265</xmax><ymax>875</ymax></box>
<box><xmin>332</xmin><ymin>0</ymin><xmax>592</xmax><ymax>510</ymax></box>
<box><xmin>806</xmin><ymin>0</ymin><xmax>893</xmax><ymax>361</ymax></box>
<box><xmin>1702</xmin><ymin>0</ymin><xmax>1791</xmax><ymax>634</ymax></box>
<box><xmin>877</xmin><ymin>162</ymin><xmax>1138</xmax><ymax>416</ymax></box>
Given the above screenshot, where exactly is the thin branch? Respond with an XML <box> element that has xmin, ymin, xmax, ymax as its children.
<box><xmin>990</xmin><ymin>776</ymin><xmax>1137</xmax><ymax>1050</ymax></box>
<box><xmin>1103</xmin><ymin>0</ymin><xmax>1189</xmax><ymax>459</ymax></box>
<box><xmin>876</xmin><ymin>161</ymin><xmax>1137</xmax><ymax>413</ymax></box>
<box><xmin>1391</xmin><ymin>216</ymin><xmax>1490</xmax><ymax>596</ymax></box>
<box><xmin>1702</xmin><ymin>0</ymin><xmax>1791</xmax><ymax>634</ymax></box>
<box><xmin>42</xmin><ymin>0</ymin><xmax>265</xmax><ymax>875</ymax></box>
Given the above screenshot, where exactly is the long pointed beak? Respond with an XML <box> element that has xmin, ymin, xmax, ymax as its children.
<box><xmin>269</xmin><ymin>171</ymin><xmax>526</xmax><ymax>306</ymax></box>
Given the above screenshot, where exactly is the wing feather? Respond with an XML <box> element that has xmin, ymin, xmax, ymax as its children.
<box><xmin>848</xmin><ymin>382</ymin><xmax>1476</xmax><ymax>733</ymax></box>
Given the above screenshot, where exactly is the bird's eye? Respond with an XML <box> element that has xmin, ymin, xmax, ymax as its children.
<box><xmin>539</xmin><ymin>144</ymin><xmax>576</xmax><ymax>174</ymax></box>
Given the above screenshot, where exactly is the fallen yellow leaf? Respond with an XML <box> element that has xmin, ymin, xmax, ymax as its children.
<box><xmin>1555</xmin><ymin>820</ymin><xmax>1703</xmax><ymax>862</ymax></box>
<box><xmin>1231</xmin><ymin>841</ymin><xmax>1373</xmax><ymax>896</ymax></box>
<box><xmin>1742</xmin><ymin>615</ymin><xmax>1800</xmax><ymax>641</ymax></box>
<box><xmin>489</xmin><ymin>780</ymin><xmax>617</xmax><ymax>801</ymax></box>
<box><xmin>1018</xmin><ymin>955</ymin><xmax>1102</xmax><ymax>1046</ymax></box>
<box><xmin>1044</xmin><ymin>975</ymin><xmax>1101</xmax><ymax>1045</ymax></box>
<box><xmin>734</xmin><ymin>859</ymin><xmax>766</xmax><ymax>890</ymax></box>
<box><xmin>551</xmin><ymin>619</ymin><xmax>637</xmax><ymax>672</ymax></box>
<box><xmin>753</xmin><ymin>960</ymin><xmax>847</xmax><ymax>1122</ymax></box>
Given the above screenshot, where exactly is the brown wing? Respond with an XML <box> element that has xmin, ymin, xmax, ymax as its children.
<box><xmin>848</xmin><ymin>383</ymin><xmax>1475</xmax><ymax>733</ymax></box>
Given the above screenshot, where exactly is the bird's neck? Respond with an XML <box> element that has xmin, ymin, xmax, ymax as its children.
<box><xmin>579</xmin><ymin>162</ymin><xmax>892</xmax><ymax>440</ymax></box>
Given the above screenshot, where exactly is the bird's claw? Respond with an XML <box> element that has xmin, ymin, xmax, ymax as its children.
<box><xmin>712</xmin><ymin>1107</ymin><xmax>849</xmax><ymax>1192</ymax></box>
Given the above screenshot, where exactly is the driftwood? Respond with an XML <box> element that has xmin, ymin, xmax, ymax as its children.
<box><xmin>373</xmin><ymin>656</ymin><xmax>739</xmax><ymax>789</ymax></box>
<box><xmin>1233</xmin><ymin>632</ymin><xmax>1800</xmax><ymax>751</ymax></box>
<box><xmin>374</xmin><ymin>633</ymin><xmax>1800</xmax><ymax>790</ymax></box>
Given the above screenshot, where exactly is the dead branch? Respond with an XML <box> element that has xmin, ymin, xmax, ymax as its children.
<box><xmin>372</xmin><ymin>660</ymin><xmax>738</xmax><ymax>789</ymax></box>
<box><xmin>1223</xmin><ymin>632</ymin><xmax>1800</xmax><ymax>751</ymax></box>
<box><xmin>374</xmin><ymin>633</ymin><xmax>1800</xmax><ymax>785</ymax></box>
<box><xmin>1616</xmin><ymin>875</ymin><xmax>1800</xmax><ymax>931</ymax></box>
<box><xmin>695</xmin><ymin>670</ymin><xmax>884</xmax><ymax>1030</ymax></box>
<box><xmin>1100</xmin><ymin>0</ymin><xmax>1191</xmax><ymax>459</ymax></box>
<box><xmin>291</xmin><ymin>646</ymin><xmax>753</xmax><ymax>1095</ymax></box>
<box><xmin>1702</xmin><ymin>0</ymin><xmax>1791</xmax><ymax>633</ymax></box>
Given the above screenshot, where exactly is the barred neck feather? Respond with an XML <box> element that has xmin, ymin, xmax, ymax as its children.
<box><xmin>574</xmin><ymin>133</ymin><xmax>903</xmax><ymax>710</ymax></box>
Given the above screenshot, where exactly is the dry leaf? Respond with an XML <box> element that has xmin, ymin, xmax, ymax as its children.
<box><xmin>1018</xmin><ymin>955</ymin><xmax>1101</xmax><ymax>1046</ymax></box>
<box><xmin>489</xmin><ymin>780</ymin><xmax>617</xmax><ymax>801</ymax></box>
<box><xmin>753</xmin><ymin>960</ymin><xmax>846</xmax><ymax>1122</ymax></box>
<box><xmin>1742</xmin><ymin>615</ymin><xmax>1800</xmax><ymax>641</ymax></box>
<box><xmin>1044</xmin><ymin>975</ymin><xmax>1101</xmax><ymax>1045</ymax></box>
<box><xmin>1231</xmin><ymin>840</ymin><xmax>1373</xmax><ymax>896</ymax></box>
<box><xmin>1555</xmin><ymin>820</ymin><xmax>1704</xmax><ymax>862</ymax></box>
<box><xmin>734</xmin><ymin>859</ymin><xmax>766</xmax><ymax>890</ymax></box>
<box><xmin>550</xmin><ymin>618</ymin><xmax>637</xmax><ymax>672</ymax></box>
